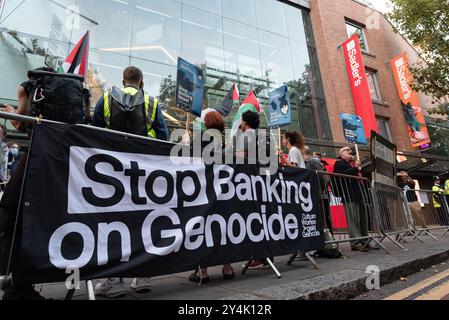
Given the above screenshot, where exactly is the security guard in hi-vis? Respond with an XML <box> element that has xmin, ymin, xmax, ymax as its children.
<box><xmin>92</xmin><ymin>66</ymin><xmax>169</xmax><ymax>141</ymax></box>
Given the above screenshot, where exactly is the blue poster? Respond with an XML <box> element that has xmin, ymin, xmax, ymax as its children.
<box><xmin>340</xmin><ymin>113</ymin><xmax>367</xmax><ymax>144</ymax></box>
<box><xmin>269</xmin><ymin>85</ymin><xmax>291</xmax><ymax>129</ymax></box>
<box><xmin>176</xmin><ymin>57</ymin><xmax>205</xmax><ymax>117</ymax></box>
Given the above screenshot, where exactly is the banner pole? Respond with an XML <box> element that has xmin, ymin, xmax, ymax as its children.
<box><xmin>185</xmin><ymin>112</ymin><xmax>191</xmax><ymax>142</ymax></box>
<box><xmin>278</xmin><ymin>128</ymin><xmax>281</xmax><ymax>149</ymax></box>
<box><xmin>262</xmin><ymin>110</ymin><xmax>279</xmax><ymax>149</ymax></box>
<box><xmin>5</xmin><ymin>127</ymin><xmax>35</xmax><ymax>276</ymax></box>
<box><xmin>0</xmin><ymin>111</ymin><xmax>177</xmax><ymax>146</ymax></box>
<box><xmin>355</xmin><ymin>143</ymin><xmax>361</xmax><ymax>162</ymax></box>
<box><xmin>355</xmin><ymin>143</ymin><xmax>362</xmax><ymax>173</ymax></box>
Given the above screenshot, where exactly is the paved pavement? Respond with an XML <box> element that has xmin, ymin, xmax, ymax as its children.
<box><xmin>27</xmin><ymin>229</ymin><xmax>449</xmax><ymax>300</ymax></box>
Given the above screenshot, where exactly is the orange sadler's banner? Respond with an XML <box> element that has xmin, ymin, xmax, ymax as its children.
<box><xmin>391</xmin><ymin>53</ymin><xmax>430</xmax><ymax>148</ymax></box>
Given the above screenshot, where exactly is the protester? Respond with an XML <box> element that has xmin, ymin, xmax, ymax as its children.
<box><xmin>189</xmin><ymin>111</ymin><xmax>235</xmax><ymax>284</ymax></box>
<box><xmin>397</xmin><ymin>172</ymin><xmax>427</xmax><ymax>228</ymax></box>
<box><xmin>92</xmin><ymin>66</ymin><xmax>168</xmax><ymax>141</ymax></box>
<box><xmin>6</xmin><ymin>142</ymin><xmax>21</xmax><ymax>179</ymax></box>
<box><xmin>0</xmin><ymin>67</ymin><xmax>64</xmax><ymax>300</ymax></box>
<box><xmin>312</xmin><ymin>152</ymin><xmax>331</xmax><ymax>170</ymax></box>
<box><xmin>93</xmin><ymin>66</ymin><xmax>169</xmax><ymax>298</ymax></box>
<box><xmin>334</xmin><ymin>147</ymin><xmax>377</xmax><ymax>252</ymax></box>
<box><xmin>432</xmin><ymin>176</ymin><xmax>449</xmax><ymax>226</ymax></box>
<box><xmin>234</xmin><ymin>111</ymin><xmax>271</xmax><ymax>269</ymax></box>
<box><xmin>277</xmin><ymin>132</ymin><xmax>305</xmax><ymax>169</ymax></box>
<box><xmin>0</xmin><ymin>125</ymin><xmax>9</xmax><ymax>191</ymax></box>
<box><xmin>303</xmin><ymin>146</ymin><xmax>322</xmax><ymax>171</ymax></box>
<box><xmin>303</xmin><ymin>146</ymin><xmax>332</xmax><ymax>231</ymax></box>
<box><xmin>2</xmin><ymin>67</ymin><xmax>56</xmax><ymax>133</ymax></box>
<box><xmin>235</xmin><ymin>111</ymin><xmax>260</xmax><ymax>160</ymax></box>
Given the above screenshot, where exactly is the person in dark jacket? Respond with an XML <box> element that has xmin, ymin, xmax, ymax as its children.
<box><xmin>303</xmin><ymin>146</ymin><xmax>332</xmax><ymax>232</ymax></box>
<box><xmin>93</xmin><ymin>67</ymin><xmax>169</xmax><ymax>298</ymax></box>
<box><xmin>0</xmin><ymin>67</ymin><xmax>56</xmax><ymax>300</ymax></box>
<box><xmin>333</xmin><ymin>147</ymin><xmax>376</xmax><ymax>252</ymax></box>
<box><xmin>92</xmin><ymin>66</ymin><xmax>169</xmax><ymax>141</ymax></box>
<box><xmin>189</xmin><ymin>111</ymin><xmax>235</xmax><ymax>283</ymax></box>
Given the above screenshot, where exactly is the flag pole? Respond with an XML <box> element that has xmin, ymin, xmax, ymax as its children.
<box><xmin>262</xmin><ymin>109</ymin><xmax>280</xmax><ymax>149</ymax></box>
<box><xmin>185</xmin><ymin>113</ymin><xmax>191</xmax><ymax>138</ymax></box>
<box><xmin>278</xmin><ymin>128</ymin><xmax>281</xmax><ymax>149</ymax></box>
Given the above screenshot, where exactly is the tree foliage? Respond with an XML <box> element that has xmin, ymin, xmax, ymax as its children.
<box><xmin>388</xmin><ymin>0</ymin><xmax>449</xmax><ymax>116</ymax></box>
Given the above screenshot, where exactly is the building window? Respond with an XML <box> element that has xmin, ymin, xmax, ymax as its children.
<box><xmin>376</xmin><ymin>117</ymin><xmax>393</xmax><ymax>142</ymax></box>
<box><xmin>346</xmin><ymin>21</ymin><xmax>368</xmax><ymax>51</ymax></box>
<box><xmin>366</xmin><ymin>71</ymin><xmax>382</xmax><ymax>102</ymax></box>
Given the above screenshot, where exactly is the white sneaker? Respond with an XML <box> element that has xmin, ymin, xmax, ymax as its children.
<box><xmin>131</xmin><ymin>278</ymin><xmax>152</xmax><ymax>294</ymax></box>
<box><xmin>95</xmin><ymin>278</ymin><xmax>126</xmax><ymax>298</ymax></box>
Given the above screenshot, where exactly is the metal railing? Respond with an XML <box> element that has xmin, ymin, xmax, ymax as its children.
<box><xmin>315</xmin><ymin>171</ymin><xmax>387</xmax><ymax>253</ymax></box>
<box><xmin>371</xmin><ymin>182</ymin><xmax>427</xmax><ymax>249</ymax></box>
<box><xmin>408</xmin><ymin>189</ymin><xmax>449</xmax><ymax>238</ymax></box>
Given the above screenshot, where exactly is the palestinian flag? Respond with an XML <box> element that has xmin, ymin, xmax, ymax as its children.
<box><xmin>241</xmin><ymin>90</ymin><xmax>261</xmax><ymax>113</ymax></box>
<box><xmin>230</xmin><ymin>91</ymin><xmax>261</xmax><ymax>140</ymax></box>
<box><xmin>214</xmin><ymin>83</ymin><xmax>239</xmax><ymax>116</ymax></box>
<box><xmin>62</xmin><ymin>31</ymin><xmax>90</xmax><ymax>77</ymax></box>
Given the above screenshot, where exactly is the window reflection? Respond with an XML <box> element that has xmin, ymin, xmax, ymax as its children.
<box><xmin>346</xmin><ymin>22</ymin><xmax>368</xmax><ymax>51</ymax></box>
<box><xmin>182</xmin><ymin>0</ymin><xmax>221</xmax><ymax>15</ymax></box>
<box><xmin>222</xmin><ymin>19</ymin><xmax>262</xmax><ymax>78</ymax></box>
<box><xmin>258</xmin><ymin>30</ymin><xmax>293</xmax><ymax>87</ymax></box>
<box><xmin>221</xmin><ymin>0</ymin><xmax>257</xmax><ymax>27</ymax></box>
<box><xmin>87</xmin><ymin>49</ymin><xmax>129</xmax><ymax>105</ymax></box>
<box><xmin>284</xmin><ymin>4</ymin><xmax>307</xmax><ymax>42</ymax></box>
<box><xmin>131</xmin><ymin>0</ymin><xmax>181</xmax><ymax>65</ymax></box>
<box><xmin>0</xmin><ymin>0</ymin><xmax>329</xmax><ymax>140</ymax></box>
<box><xmin>75</xmin><ymin>0</ymin><xmax>132</xmax><ymax>51</ymax></box>
<box><xmin>181</xmin><ymin>6</ymin><xmax>224</xmax><ymax>70</ymax></box>
<box><xmin>255</xmin><ymin>0</ymin><xmax>287</xmax><ymax>36</ymax></box>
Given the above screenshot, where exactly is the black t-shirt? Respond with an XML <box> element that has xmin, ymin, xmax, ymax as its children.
<box><xmin>20</xmin><ymin>81</ymin><xmax>33</xmax><ymax>97</ymax></box>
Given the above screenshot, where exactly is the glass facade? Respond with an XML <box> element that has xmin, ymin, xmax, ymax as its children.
<box><xmin>0</xmin><ymin>0</ymin><xmax>331</xmax><ymax>140</ymax></box>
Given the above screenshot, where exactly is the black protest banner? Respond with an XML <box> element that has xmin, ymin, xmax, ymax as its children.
<box><xmin>16</xmin><ymin>123</ymin><xmax>324</xmax><ymax>284</ymax></box>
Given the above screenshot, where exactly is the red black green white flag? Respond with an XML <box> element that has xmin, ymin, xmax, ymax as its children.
<box><xmin>230</xmin><ymin>90</ymin><xmax>261</xmax><ymax>139</ymax></box>
<box><xmin>62</xmin><ymin>31</ymin><xmax>90</xmax><ymax>77</ymax></box>
<box><xmin>241</xmin><ymin>90</ymin><xmax>261</xmax><ymax>113</ymax></box>
<box><xmin>214</xmin><ymin>83</ymin><xmax>240</xmax><ymax>116</ymax></box>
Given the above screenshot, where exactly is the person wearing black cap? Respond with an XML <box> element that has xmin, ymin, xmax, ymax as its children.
<box><xmin>432</xmin><ymin>176</ymin><xmax>449</xmax><ymax>226</ymax></box>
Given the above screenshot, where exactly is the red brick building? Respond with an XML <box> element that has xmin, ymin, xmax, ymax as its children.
<box><xmin>308</xmin><ymin>0</ymin><xmax>438</xmax><ymax>153</ymax></box>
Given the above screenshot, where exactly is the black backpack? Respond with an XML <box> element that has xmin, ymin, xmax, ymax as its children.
<box><xmin>27</xmin><ymin>70</ymin><xmax>86</xmax><ymax>125</ymax></box>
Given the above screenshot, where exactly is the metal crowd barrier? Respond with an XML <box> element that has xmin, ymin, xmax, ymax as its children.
<box><xmin>371</xmin><ymin>182</ymin><xmax>424</xmax><ymax>249</ymax></box>
<box><xmin>314</xmin><ymin>171</ymin><xmax>388</xmax><ymax>254</ymax></box>
<box><xmin>408</xmin><ymin>189</ymin><xmax>449</xmax><ymax>238</ymax></box>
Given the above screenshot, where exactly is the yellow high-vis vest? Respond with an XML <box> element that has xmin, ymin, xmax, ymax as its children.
<box><xmin>103</xmin><ymin>87</ymin><xmax>158</xmax><ymax>138</ymax></box>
